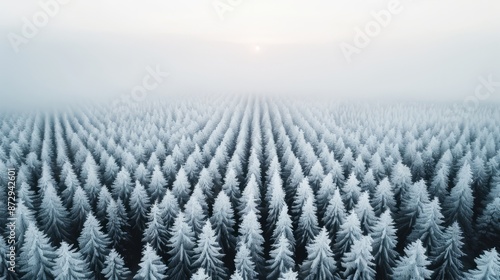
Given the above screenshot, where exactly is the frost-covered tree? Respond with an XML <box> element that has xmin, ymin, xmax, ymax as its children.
<box><xmin>19</xmin><ymin>223</ymin><xmax>57</xmax><ymax>280</ymax></box>
<box><xmin>222</xmin><ymin>168</ymin><xmax>241</xmax><ymax>206</ymax></box>
<box><xmin>371</xmin><ymin>210</ymin><xmax>398</xmax><ymax>280</ymax></box>
<box><xmin>191</xmin><ymin>268</ymin><xmax>210</xmax><ymax>280</ymax></box>
<box><xmin>267</xmin><ymin>172</ymin><xmax>287</xmax><ymax>235</ymax></box>
<box><xmin>300</xmin><ymin>228</ymin><xmax>337</xmax><ymax>280</ymax></box>
<box><xmin>96</xmin><ymin>186</ymin><xmax>112</xmax><ymax>220</ymax></box>
<box><xmin>431</xmin><ymin>222</ymin><xmax>464</xmax><ymax>280</ymax></box>
<box><xmin>397</xmin><ymin>179</ymin><xmax>430</xmax><ymax>239</ymax></box>
<box><xmin>429</xmin><ymin>164</ymin><xmax>450</xmax><ymax>202</ymax></box>
<box><xmin>134</xmin><ymin>163</ymin><xmax>150</xmax><ymax>186</ymax></box>
<box><xmin>238</xmin><ymin>210</ymin><xmax>265</xmax><ymax>276</ymax></box>
<box><xmin>267</xmin><ymin>233</ymin><xmax>295</xmax><ymax>279</ymax></box>
<box><xmin>60</xmin><ymin>162</ymin><xmax>81</xmax><ymax>206</ymax></box>
<box><xmin>40</xmin><ymin>184</ymin><xmax>70</xmax><ymax>243</ymax></box>
<box><xmin>408</xmin><ymin>197</ymin><xmax>444</xmax><ymax>253</ymax></box>
<box><xmin>342</xmin><ymin>235</ymin><xmax>375</xmax><ymax>280</ymax></box>
<box><xmin>371</xmin><ymin>177</ymin><xmax>396</xmax><ymax>216</ymax></box>
<box><xmin>70</xmin><ymin>186</ymin><xmax>91</xmax><ymax>234</ymax></box>
<box><xmin>53</xmin><ymin>242</ymin><xmax>92</xmax><ymax>280</ymax></box>
<box><xmin>443</xmin><ymin>163</ymin><xmax>474</xmax><ymax>234</ymax></box>
<box><xmin>477</xmin><ymin>197</ymin><xmax>500</xmax><ymax>248</ymax></box>
<box><xmin>210</xmin><ymin>191</ymin><xmax>236</xmax><ymax>254</ymax></box>
<box><xmin>354</xmin><ymin>192</ymin><xmax>376</xmax><ymax>234</ymax></box>
<box><xmin>134</xmin><ymin>243</ymin><xmax>168</xmax><ymax>280</ymax></box>
<box><xmin>78</xmin><ymin>214</ymin><xmax>111</xmax><ymax>273</ymax></box>
<box><xmin>465</xmin><ymin>248</ymin><xmax>500</xmax><ymax>280</ymax></box>
<box><xmin>197</xmin><ymin>167</ymin><xmax>215</xmax><ymax>201</ymax></box>
<box><xmin>102</xmin><ymin>249</ymin><xmax>131</xmax><ymax>280</ymax></box>
<box><xmin>158</xmin><ymin>189</ymin><xmax>180</xmax><ymax>229</ymax></box>
<box><xmin>390</xmin><ymin>162</ymin><xmax>412</xmax><ymax>203</ymax></box>
<box><xmin>292</xmin><ymin>178</ymin><xmax>314</xmax><ymax>223</ymax></box>
<box><xmin>112</xmin><ymin>167</ymin><xmax>133</xmax><ymax>202</ymax></box>
<box><xmin>129</xmin><ymin>180</ymin><xmax>151</xmax><ymax>231</ymax></box>
<box><xmin>342</xmin><ymin>172</ymin><xmax>361</xmax><ymax>210</ymax></box>
<box><xmin>106</xmin><ymin>198</ymin><xmax>128</xmax><ymax>247</ymax></box>
<box><xmin>335</xmin><ymin>211</ymin><xmax>362</xmax><ymax>258</ymax></box>
<box><xmin>272</xmin><ymin>204</ymin><xmax>295</xmax><ymax>251</ymax></box>
<box><xmin>308</xmin><ymin>160</ymin><xmax>325</xmax><ymax>191</ymax></box>
<box><xmin>168</xmin><ymin>211</ymin><xmax>196</xmax><ymax>280</ymax></box>
<box><xmin>322</xmin><ymin>188</ymin><xmax>346</xmax><ymax>240</ymax></box>
<box><xmin>185</xmin><ymin>195</ymin><xmax>207</xmax><ymax>236</ymax></box>
<box><xmin>235</xmin><ymin>242</ymin><xmax>257</xmax><ymax>280</ymax></box>
<box><xmin>172</xmin><ymin>167</ymin><xmax>192</xmax><ymax>207</ymax></box>
<box><xmin>316</xmin><ymin>173</ymin><xmax>336</xmax><ymax>216</ymax></box>
<box><xmin>392</xmin><ymin>240</ymin><xmax>432</xmax><ymax>280</ymax></box>
<box><xmin>297</xmin><ymin>196</ymin><xmax>320</xmax><ymax>247</ymax></box>
<box><xmin>193</xmin><ymin>220</ymin><xmax>227</xmax><ymax>279</ymax></box>
<box><xmin>148</xmin><ymin>165</ymin><xmax>167</xmax><ymax>202</ymax></box>
<box><xmin>278</xmin><ymin>269</ymin><xmax>299</xmax><ymax>280</ymax></box>
<box><xmin>143</xmin><ymin>202</ymin><xmax>168</xmax><ymax>252</ymax></box>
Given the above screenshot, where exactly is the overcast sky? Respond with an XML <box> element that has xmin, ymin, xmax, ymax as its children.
<box><xmin>1</xmin><ymin>0</ymin><xmax>499</xmax><ymax>107</ymax></box>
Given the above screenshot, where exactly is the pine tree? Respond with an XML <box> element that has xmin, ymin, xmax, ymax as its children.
<box><xmin>106</xmin><ymin>198</ymin><xmax>128</xmax><ymax>247</ymax></box>
<box><xmin>102</xmin><ymin>249</ymin><xmax>131</xmax><ymax>280</ymax></box>
<box><xmin>278</xmin><ymin>269</ymin><xmax>299</xmax><ymax>280</ymax></box>
<box><xmin>408</xmin><ymin>197</ymin><xmax>444</xmax><ymax>253</ymax></box>
<box><xmin>185</xmin><ymin>195</ymin><xmax>206</xmax><ymax>236</ymax></box>
<box><xmin>267</xmin><ymin>233</ymin><xmax>295</xmax><ymax>279</ymax></box>
<box><xmin>143</xmin><ymin>202</ymin><xmax>169</xmax><ymax>252</ymax></box>
<box><xmin>15</xmin><ymin>199</ymin><xmax>36</xmax><ymax>249</ymax></box>
<box><xmin>83</xmin><ymin>160</ymin><xmax>102</xmax><ymax>205</ymax></box>
<box><xmin>238</xmin><ymin>210</ymin><xmax>265</xmax><ymax>276</ymax></box>
<box><xmin>158</xmin><ymin>189</ymin><xmax>180</xmax><ymax>229</ymax></box>
<box><xmin>322</xmin><ymin>188</ymin><xmax>346</xmax><ymax>241</ymax></box>
<box><xmin>371</xmin><ymin>177</ymin><xmax>396</xmax><ymax>216</ymax></box>
<box><xmin>477</xmin><ymin>197</ymin><xmax>500</xmax><ymax>248</ymax></box>
<box><xmin>300</xmin><ymin>228</ymin><xmax>337</xmax><ymax>280</ymax></box>
<box><xmin>429</xmin><ymin>164</ymin><xmax>450</xmax><ymax>202</ymax></box>
<box><xmin>342</xmin><ymin>172</ymin><xmax>361</xmax><ymax>210</ymax></box>
<box><xmin>172</xmin><ymin>167</ymin><xmax>192</xmax><ymax>207</ymax></box>
<box><xmin>134</xmin><ymin>163</ymin><xmax>150</xmax><ymax>186</ymax></box>
<box><xmin>70</xmin><ymin>186</ymin><xmax>91</xmax><ymax>234</ymax></box>
<box><xmin>308</xmin><ymin>160</ymin><xmax>325</xmax><ymax>192</ymax></box>
<box><xmin>335</xmin><ymin>211</ymin><xmax>362</xmax><ymax>258</ymax></box>
<box><xmin>148</xmin><ymin>165</ymin><xmax>167</xmax><ymax>202</ymax></box>
<box><xmin>465</xmin><ymin>248</ymin><xmax>500</xmax><ymax>280</ymax></box>
<box><xmin>392</xmin><ymin>240</ymin><xmax>432</xmax><ymax>280</ymax></box>
<box><xmin>60</xmin><ymin>162</ymin><xmax>81</xmax><ymax>207</ymax></box>
<box><xmin>19</xmin><ymin>223</ymin><xmax>57</xmax><ymax>280</ymax></box>
<box><xmin>235</xmin><ymin>241</ymin><xmax>257</xmax><ymax>280</ymax></box>
<box><xmin>354</xmin><ymin>192</ymin><xmax>376</xmax><ymax>234</ymax></box>
<box><xmin>297</xmin><ymin>196</ymin><xmax>320</xmax><ymax>247</ymax></box>
<box><xmin>112</xmin><ymin>167</ymin><xmax>133</xmax><ymax>202</ymax></box>
<box><xmin>342</xmin><ymin>235</ymin><xmax>375</xmax><ymax>280</ymax></box>
<box><xmin>191</xmin><ymin>268</ymin><xmax>210</xmax><ymax>280</ymax></box>
<box><xmin>53</xmin><ymin>241</ymin><xmax>92</xmax><ymax>280</ymax></box>
<box><xmin>444</xmin><ymin>163</ymin><xmax>474</xmax><ymax>234</ymax></box>
<box><xmin>197</xmin><ymin>167</ymin><xmax>215</xmax><ymax>201</ymax></box>
<box><xmin>40</xmin><ymin>183</ymin><xmax>70</xmax><ymax>243</ymax></box>
<box><xmin>168</xmin><ymin>211</ymin><xmax>196</xmax><ymax>280</ymax></box>
<box><xmin>222</xmin><ymin>168</ymin><xmax>241</xmax><ymax>206</ymax></box>
<box><xmin>210</xmin><ymin>191</ymin><xmax>236</xmax><ymax>255</ymax></box>
<box><xmin>316</xmin><ymin>173</ymin><xmax>336</xmax><ymax>216</ymax></box>
<box><xmin>96</xmin><ymin>186</ymin><xmax>113</xmax><ymax>220</ymax></box>
<box><xmin>397</xmin><ymin>179</ymin><xmax>430</xmax><ymax>239</ymax></box>
<box><xmin>292</xmin><ymin>178</ymin><xmax>314</xmax><ymax>223</ymax></box>
<box><xmin>431</xmin><ymin>222</ymin><xmax>464</xmax><ymax>280</ymax></box>
<box><xmin>371</xmin><ymin>210</ymin><xmax>398</xmax><ymax>280</ymax></box>
<box><xmin>134</xmin><ymin>243</ymin><xmax>168</xmax><ymax>280</ymax></box>
<box><xmin>78</xmin><ymin>213</ymin><xmax>111</xmax><ymax>274</ymax></box>
<box><xmin>267</xmin><ymin>172</ymin><xmax>287</xmax><ymax>235</ymax></box>
<box><xmin>129</xmin><ymin>180</ymin><xmax>151</xmax><ymax>231</ymax></box>
<box><xmin>272</xmin><ymin>204</ymin><xmax>295</xmax><ymax>251</ymax></box>
<box><xmin>193</xmin><ymin>220</ymin><xmax>227</xmax><ymax>279</ymax></box>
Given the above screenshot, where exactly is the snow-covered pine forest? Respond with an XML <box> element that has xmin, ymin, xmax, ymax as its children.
<box><xmin>1</xmin><ymin>96</ymin><xmax>499</xmax><ymax>280</ymax></box>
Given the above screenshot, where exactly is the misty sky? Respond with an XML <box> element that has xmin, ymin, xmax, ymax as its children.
<box><xmin>1</xmin><ymin>0</ymin><xmax>500</xmax><ymax>107</ymax></box>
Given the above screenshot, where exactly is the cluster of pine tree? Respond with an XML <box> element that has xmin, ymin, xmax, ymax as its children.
<box><xmin>0</xmin><ymin>96</ymin><xmax>499</xmax><ymax>280</ymax></box>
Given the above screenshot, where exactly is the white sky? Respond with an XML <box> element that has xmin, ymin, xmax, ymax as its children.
<box><xmin>1</xmin><ymin>0</ymin><xmax>499</xmax><ymax>106</ymax></box>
